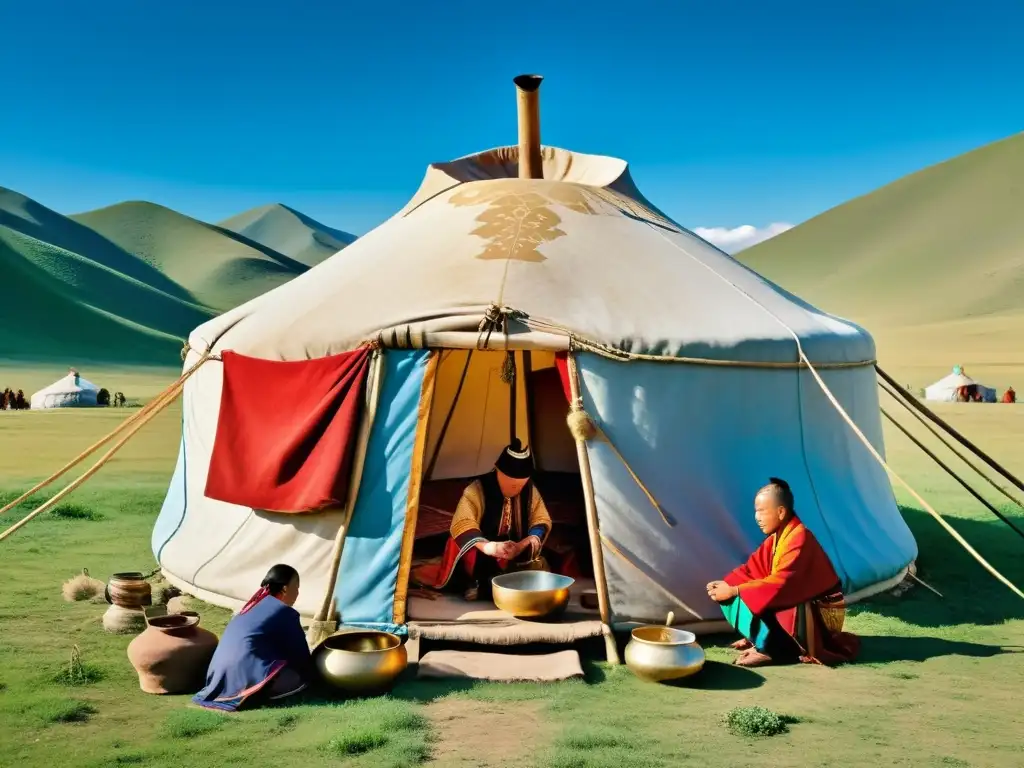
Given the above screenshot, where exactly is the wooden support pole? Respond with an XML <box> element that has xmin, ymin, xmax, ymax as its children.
<box><xmin>566</xmin><ymin>353</ymin><xmax>620</xmax><ymax>665</ymax></box>
<box><xmin>307</xmin><ymin>350</ymin><xmax>385</xmax><ymax>645</ymax></box>
<box><xmin>876</xmin><ymin>366</ymin><xmax>1024</xmax><ymax>494</ymax></box>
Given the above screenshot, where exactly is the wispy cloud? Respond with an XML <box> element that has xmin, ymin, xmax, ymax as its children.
<box><xmin>692</xmin><ymin>223</ymin><xmax>794</xmax><ymax>254</ymax></box>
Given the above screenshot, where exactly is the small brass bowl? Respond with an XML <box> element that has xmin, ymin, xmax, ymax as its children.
<box><xmin>313</xmin><ymin>630</ymin><xmax>408</xmax><ymax>695</ymax></box>
<box><xmin>491</xmin><ymin>570</ymin><xmax>574</xmax><ymax>619</ymax></box>
<box><xmin>624</xmin><ymin>625</ymin><xmax>706</xmax><ymax>683</ymax></box>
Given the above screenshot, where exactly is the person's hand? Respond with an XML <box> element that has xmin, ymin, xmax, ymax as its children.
<box><xmin>494</xmin><ymin>541</ymin><xmax>519</xmax><ymax>560</ymax></box>
<box><xmin>521</xmin><ymin>536</ymin><xmax>542</xmax><ymax>559</ymax></box>
<box><xmin>706</xmin><ymin>581</ymin><xmax>738</xmax><ymax>602</ymax></box>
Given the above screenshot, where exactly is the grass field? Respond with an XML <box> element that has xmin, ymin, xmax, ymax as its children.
<box><xmin>1</xmin><ymin>371</ymin><xmax>1022</xmax><ymax>767</ymax></box>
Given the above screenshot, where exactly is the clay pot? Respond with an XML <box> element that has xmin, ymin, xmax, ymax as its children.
<box><xmin>126</xmin><ymin>612</ymin><xmax>219</xmax><ymax>694</ymax></box>
<box><xmin>105</xmin><ymin>572</ymin><xmax>152</xmax><ymax>610</ymax></box>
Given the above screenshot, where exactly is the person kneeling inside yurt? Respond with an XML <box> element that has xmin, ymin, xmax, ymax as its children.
<box><xmin>193</xmin><ymin>564</ymin><xmax>313</xmax><ymax>711</ymax></box>
<box><xmin>428</xmin><ymin>439</ymin><xmax>553</xmax><ymax>602</ymax></box>
<box><xmin>705</xmin><ymin>478</ymin><xmax>860</xmax><ymax>668</ymax></box>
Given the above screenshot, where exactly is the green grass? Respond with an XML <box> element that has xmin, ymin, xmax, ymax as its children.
<box><xmin>723</xmin><ymin>706</ymin><xmax>797</xmax><ymax>737</ymax></box>
<box><xmin>0</xmin><ymin>395</ymin><xmax>1022</xmax><ymax>767</ymax></box>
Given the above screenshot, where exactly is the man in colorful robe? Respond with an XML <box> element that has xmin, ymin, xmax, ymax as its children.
<box><xmin>433</xmin><ymin>439</ymin><xmax>552</xmax><ymax>601</ymax></box>
<box><xmin>1002</xmin><ymin>387</ymin><xmax>1016</xmax><ymax>404</ymax></box>
<box><xmin>706</xmin><ymin>478</ymin><xmax>860</xmax><ymax>668</ymax></box>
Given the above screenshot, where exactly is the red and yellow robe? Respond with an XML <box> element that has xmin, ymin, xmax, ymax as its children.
<box><xmin>432</xmin><ymin>471</ymin><xmax>552</xmax><ymax>590</ymax></box>
<box><xmin>722</xmin><ymin>516</ymin><xmax>860</xmax><ymax>665</ymax></box>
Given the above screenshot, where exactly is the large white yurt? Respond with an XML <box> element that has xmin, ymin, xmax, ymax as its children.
<box><xmin>925</xmin><ymin>368</ymin><xmax>996</xmax><ymax>402</ymax></box>
<box><xmin>153</xmin><ymin>76</ymin><xmax>917</xmax><ymax>642</ymax></box>
<box><xmin>30</xmin><ymin>370</ymin><xmax>101</xmax><ymax>409</ymax></box>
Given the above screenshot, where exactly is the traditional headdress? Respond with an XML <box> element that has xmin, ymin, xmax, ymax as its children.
<box><xmin>495</xmin><ymin>438</ymin><xmax>533</xmax><ymax>479</ymax></box>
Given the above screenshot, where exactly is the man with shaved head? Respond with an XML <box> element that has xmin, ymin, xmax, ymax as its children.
<box><xmin>706</xmin><ymin>478</ymin><xmax>860</xmax><ymax>668</ymax></box>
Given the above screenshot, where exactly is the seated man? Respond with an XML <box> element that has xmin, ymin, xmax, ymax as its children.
<box><xmin>706</xmin><ymin>478</ymin><xmax>860</xmax><ymax>668</ymax></box>
<box><xmin>1002</xmin><ymin>386</ymin><xmax>1016</xmax><ymax>404</ymax></box>
<box><xmin>432</xmin><ymin>439</ymin><xmax>552</xmax><ymax>601</ymax></box>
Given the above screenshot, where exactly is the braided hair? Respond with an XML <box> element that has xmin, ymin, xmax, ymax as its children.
<box><xmin>759</xmin><ymin>477</ymin><xmax>795</xmax><ymax>514</ymax></box>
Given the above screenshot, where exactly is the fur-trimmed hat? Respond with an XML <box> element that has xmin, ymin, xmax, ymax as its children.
<box><xmin>495</xmin><ymin>438</ymin><xmax>532</xmax><ymax>479</ymax></box>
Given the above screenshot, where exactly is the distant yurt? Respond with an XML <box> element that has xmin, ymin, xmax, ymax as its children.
<box><xmin>153</xmin><ymin>76</ymin><xmax>917</xmax><ymax>641</ymax></box>
<box><xmin>925</xmin><ymin>368</ymin><xmax>996</xmax><ymax>402</ymax></box>
<box><xmin>30</xmin><ymin>370</ymin><xmax>101</xmax><ymax>409</ymax></box>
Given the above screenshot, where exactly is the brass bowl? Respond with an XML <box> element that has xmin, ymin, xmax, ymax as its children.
<box><xmin>313</xmin><ymin>630</ymin><xmax>408</xmax><ymax>695</ymax></box>
<box><xmin>624</xmin><ymin>625</ymin><xmax>706</xmax><ymax>683</ymax></box>
<box><xmin>491</xmin><ymin>570</ymin><xmax>574</xmax><ymax>619</ymax></box>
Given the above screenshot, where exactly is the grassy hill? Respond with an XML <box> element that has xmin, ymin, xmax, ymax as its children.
<box><xmin>71</xmin><ymin>202</ymin><xmax>313</xmax><ymax>313</ymax></box>
<box><xmin>1</xmin><ymin>189</ymin><xmax>350</xmax><ymax>369</ymax></box>
<box><xmin>0</xmin><ymin>188</ymin><xmax>212</xmax><ymax>365</ymax></box>
<box><xmin>739</xmin><ymin>132</ymin><xmax>1024</xmax><ymax>388</ymax></box>
<box><xmin>219</xmin><ymin>203</ymin><xmax>356</xmax><ymax>268</ymax></box>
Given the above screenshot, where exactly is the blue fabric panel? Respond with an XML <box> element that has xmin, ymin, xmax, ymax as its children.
<box><xmin>153</xmin><ymin>413</ymin><xmax>188</xmax><ymax>564</ymax></box>
<box><xmin>575</xmin><ymin>351</ymin><xmax>916</xmax><ymax>623</ymax></box>
<box><xmin>332</xmin><ymin>350</ymin><xmax>429</xmax><ymax>626</ymax></box>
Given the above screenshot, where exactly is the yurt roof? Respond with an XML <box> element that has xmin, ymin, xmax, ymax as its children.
<box><xmin>32</xmin><ymin>371</ymin><xmax>99</xmax><ymax>396</ymax></box>
<box><xmin>188</xmin><ymin>143</ymin><xmax>874</xmax><ymax>367</ymax></box>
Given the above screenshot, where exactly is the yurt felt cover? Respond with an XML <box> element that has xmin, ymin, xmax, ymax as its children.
<box><xmin>575</xmin><ymin>352</ymin><xmax>917</xmax><ymax>624</ymax></box>
<box><xmin>331</xmin><ymin>350</ymin><xmax>430</xmax><ymax>632</ymax></box>
<box><xmin>204</xmin><ymin>348</ymin><xmax>371</xmax><ymax>512</ymax></box>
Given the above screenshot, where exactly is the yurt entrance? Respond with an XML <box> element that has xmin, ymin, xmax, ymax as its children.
<box><xmin>405</xmin><ymin>349</ymin><xmax>597</xmax><ymax>622</ymax></box>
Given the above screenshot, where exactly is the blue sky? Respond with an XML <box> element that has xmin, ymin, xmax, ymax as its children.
<box><xmin>2</xmin><ymin>1</ymin><xmax>1022</xmax><ymax>248</ymax></box>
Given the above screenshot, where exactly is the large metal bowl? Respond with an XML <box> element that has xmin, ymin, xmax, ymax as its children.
<box><xmin>491</xmin><ymin>570</ymin><xmax>574</xmax><ymax>619</ymax></box>
<box><xmin>624</xmin><ymin>625</ymin><xmax>706</xmax><ymax>683</ymax></box>
<box><xmin>313</xmin><ymin>630</ymin><xmax>408</xmax><ymax>695</ymax></box>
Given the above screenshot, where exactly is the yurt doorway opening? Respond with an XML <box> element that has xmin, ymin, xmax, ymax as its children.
<box><xmin>407</xmin><ymin>349</ymin><xmax>595</xmax><ymax>621</ymax></box>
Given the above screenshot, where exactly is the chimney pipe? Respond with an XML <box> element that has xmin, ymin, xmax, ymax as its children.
<box><xmin>513</xmin><ymin>74</ymin><xmax>543</xmax><ymax>179</ymax></box>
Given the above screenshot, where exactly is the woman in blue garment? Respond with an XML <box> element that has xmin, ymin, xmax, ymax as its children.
<box><xmin>193</xmin><ymin>564</ymin><xmax>313</xmax><ymax>712</ymax></box>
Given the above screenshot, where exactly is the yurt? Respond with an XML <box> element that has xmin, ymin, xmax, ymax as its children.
<box><xmin>154</xmin><ymin>76</ymin><xmax>917</xmax><ymax>648</ymax></box>
<box><xmin>30</xmin><ymin>370</ymin><xmax>101</xmax><ymax>409</ymax></box>
<box><xmin>925</xmin><ymin>368</ymin><xmax>996</xmax><ymax>402</ymax></box>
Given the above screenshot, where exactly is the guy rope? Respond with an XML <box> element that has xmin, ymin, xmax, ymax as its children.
<box><xmin>0</xmin><ymin>352</ymin><xmax>213</xmax><ymax>542</ymax></box>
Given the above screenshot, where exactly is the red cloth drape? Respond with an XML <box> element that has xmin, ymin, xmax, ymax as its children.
<box><xmin>554</xmin><ymin>352</ymin><xmax>572</xmax><ymax>403</ymax></box>
<box><xmin>204</xmin><ymin>347</ymin><xmax>371</xmax><ymax>513</ymax></box>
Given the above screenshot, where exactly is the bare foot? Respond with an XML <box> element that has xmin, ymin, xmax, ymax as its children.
<box><xmin>730</xmin><ymin>639</ymin><xmax>753</xmax><ymax>651</ymax></box>
<box><xmin>735</xmin><ymin>649</ymin><xmax>774</xmax><ymax>667</ymax></box>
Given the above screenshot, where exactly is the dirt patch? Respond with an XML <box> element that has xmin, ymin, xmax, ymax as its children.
<box><xmin>425</xmin><ymin>697</ymin><xmax>548</xmax><ymax>767</ymax></box>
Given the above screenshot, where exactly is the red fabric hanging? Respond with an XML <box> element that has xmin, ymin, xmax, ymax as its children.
<box><xmin>204</xmin><ymin>347</ymin><xmax>372</xmax><ymax>513</ymax></box>
<box><xmin>554</xmin><ymin>352</ymin><xmax>572</xmax><ymax>402</ymax></box>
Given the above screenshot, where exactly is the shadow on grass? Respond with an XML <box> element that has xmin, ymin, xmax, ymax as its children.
<box><xmin>662</xmin><ymin>660</ymin><xmax>764</xmax><ymax>691</ymax></box>
<box><xmin>857</xmin><ymin>635</ymin><xmax>1019</xmax><ymax>664</ymax></box>
<box><xmin>853</xmin><ymin>505</ymin><xmax>1024</xmax><ymax>629</ymax></box>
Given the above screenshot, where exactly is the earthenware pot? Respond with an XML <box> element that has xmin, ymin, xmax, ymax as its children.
<box><xmin>491</xmin><ymin>570</ymin><xmax>573</xmax><ymax>619</ymax></box>
<box><xmin>314</xmin><ymin>630</ymin><xmax>407</xmax><ymax>695</ymax></box>
<box><xmin>104</xmin><ymin>572</ymin><xmax>151</xmax><ymax>610</ymax></box>
<box><xmin>624</xmin><ymin>624</ymin><xmax>706</xmax><ymax>683</ymax></box>
<box><xmin>126</xmin><ymin>612</ymin><xmax>219</xmax><ymax>694</ymax></box>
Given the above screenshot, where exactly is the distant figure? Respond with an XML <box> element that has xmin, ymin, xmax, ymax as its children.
<box><xmin>97</xmin><ymin>388</ymin><xmax>111</xmax><ymax>407</ymax></box>
<box><xmin>116</xmin><ymin>391</ymin><xmax>126</xmax><ymax>407</ymax></box>
<box><xmin>706</xmin><ymin>478</ymin><xmax>859</xmax><ymax>668</ymax></box>
<box><xmin>1</xmin><ymin>389</ymin><xmax>9</xmax><ymax>410</ymax></box>
<box><xmin>14</xmin><ymin>390</ymin><xmax>27</xmax><ymax>410</ymax></box>
<box><xmin>1003</xmin><ymin>387</ymin><xmax>1016</xmax><ymax>404</ymax></box>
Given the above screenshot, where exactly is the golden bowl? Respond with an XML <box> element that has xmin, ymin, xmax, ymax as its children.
<box><xmin>624</xmin><ymin>625</ymin><xmax>706</xmax><ymax>683</ymax></box>
<box><xmin>491</xmin><ymin>570</ymin><xmax>574</xmax><ymax>619</ymax></box>
<box><xmin>313</xmin><ymin>630</ymin><xmax>408</xmax><ymax>695</ymax></box>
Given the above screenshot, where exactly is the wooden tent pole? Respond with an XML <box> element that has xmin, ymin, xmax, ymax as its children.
<box><xmin>0</xmin><ymin>387</ymin><xmax>183</xmax><ymax>542</ymax></box>
<box><xmin>881</xmin><ymin>408</ymin><xmax>1024</xmax><ymax>539</ymax></box>
<box><xmin>0</xmin><ymin>353</ymin><xmax>210</xmax><ymax>517</ymax></box>
<box><xmin>307</xmin><ymin>350</ymin><xmax>385</xmax><ymax>647</ymax></box>
<box><xmin>876</xmin><ymin>366</ymin><xmax>1024</xmax><ymax>494</ymax></box>
<box><xmin>566</xmin><ymin>353</ymin><xmax>620</xmax><ymax>664</ymax></box>
<box><xmin>878</xmin><ymin>379</ymin><xmax>1024</xmax><ymax>510</ymax></box>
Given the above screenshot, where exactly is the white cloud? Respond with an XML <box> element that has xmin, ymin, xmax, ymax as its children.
<box><xmin>692</xmin><ymin>222</ymin><xmax>794</xmax><ymax>254</ymax></box>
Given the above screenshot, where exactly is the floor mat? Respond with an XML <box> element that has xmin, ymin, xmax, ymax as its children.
<box><xmin>417</xmin><ymin>649</ymin><xmax>584</xmax><ymax>682</ymax></box>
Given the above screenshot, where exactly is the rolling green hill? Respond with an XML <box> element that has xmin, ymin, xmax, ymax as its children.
<box><xmin>70</xmin><ymin>202</ymin><xmax>313</xmax><ymax>313</ymax></box>
<box><xmin>219</xmin><ymin>203</ymin><xmax>356</xmax><ymax>268</ymax></box>
<box><xmin>0</xmin><ymin>189</ymin><xmax>350</xmax><ymax>368</ymax></box>
<box><xmin>739</xmin><ymin>132</ymin><xmax>1024</xmax><ymax>387</ymax></box>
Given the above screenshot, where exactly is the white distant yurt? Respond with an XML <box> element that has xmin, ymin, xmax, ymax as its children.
<box><xmin>153</xmin><ymin>76</ymin><xmax>918</xmax><ymax>645</ymax></box>
<box><xmin>925</xmin><ymin>368</ymin><xmax>996</xmax><ymax>402</ymax></box>
<box><xmin>30</xmin><ymin>370</ymin><xmax>101</xmax><ymax>409</ymax></box>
